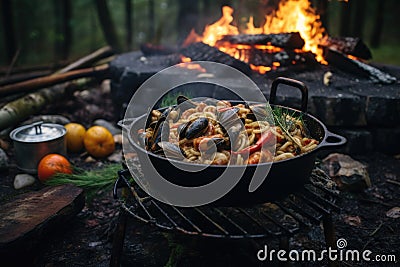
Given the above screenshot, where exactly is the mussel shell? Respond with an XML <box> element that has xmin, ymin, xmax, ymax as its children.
<box><xmin>161</xmin><ymin>106</ymin><xmax>173</xmax><ymax>118</ymax></box>
<box><xmin>156</xmin><ymin>141</ymin><xmax>185</xmax><ymax>160</ymax></box>
<box><xmin>177</xmin><ymin>121</ymin><xmax>189</xmax><ymax>140</ymax></box>
<box><xmin>177</xmin><ymin>95</ymin><xmax>197</xmax><ymax>111</ymax></box>
<box><xmin>149</xmin><ymin>117</ymin><xmax>170</xmax><ymax>151</ymax></box>
<box><xmin>185</xmin><ymin>117</ymin><xmax>209</xmax><ymax>139</ymax></box>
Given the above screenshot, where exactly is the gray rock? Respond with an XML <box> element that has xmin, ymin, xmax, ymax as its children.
<box><xmin>85</xmin><ymin>104</ymin><xmax>101</xmax><ymax>115</ymax></box>
<box><xmin>93</xmin><ymin>119</ymin><xmax>121</xmax><ymax>136</ymax></box>
<box><xmin>22</xmin><ymin>115</ymin><xmax>70</xmax><ymax>126</ymax></box>
<box><xmin>107</xmin><ymin>151</ymin><xmax>122</xmax><ymax>163</ymax></box>
<box><xmin>321</xmin><ymin>153</ymin><xmax>371</xmax><ymax>192</ymax></box>
<box><xmin>14</xmin><ymin>173</ymin><xmax>36</xmax><ymax>189</ymax></box>
<box><xmin>0</xmin><ymin>148</ymin><xmax>8</xmax><ymax>171</ymax></box>
<box><xmin>333</xmin><ymin>129</ymin><xmax>373</xmax><ymax>155</ymax></box>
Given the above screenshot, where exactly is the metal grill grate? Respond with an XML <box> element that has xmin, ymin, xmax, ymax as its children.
<box><xmin>114</xmin><ymin>168</ymin><xmax>340</xmax><ymax>239</ymax></box>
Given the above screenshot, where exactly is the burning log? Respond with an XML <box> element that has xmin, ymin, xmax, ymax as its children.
<box><xmin>320</xmin><ymin>36</ymin><xmax>372</xmax><ymax>60</ymax></box>
<box><xmin>324</xmin><ymin>48</ymin><xmax>396</xmax><ymax>84</ymax></box>
<box><xmin>217</xmin><ymin>32</ymin><xmax>305</xmax><ymax>49</ymax></box>
<box><xmin>248</xmin><ymin>49</ymin><xmax>318</xmax><ymax>70</ymax></box>
<box><xmin>180</xmin><ymin>42</ymin><xmax>251</xmax><ymax>75</ymax></box>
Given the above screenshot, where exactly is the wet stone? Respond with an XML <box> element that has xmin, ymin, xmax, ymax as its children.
<box><xmin>321</xmin><ymin>153</ymin><xmax>371</xmax><ymax>192</ymax></box>
<box><xmin>333</xmin><ymin>128</ymin><xmax>374</xmax><ymax>154</ymax></box>
<box><xmin>13</xmin><ymin>174</ymin><xmax>36</xmax><ymax>190</ymax></box>
<box><xmin>93</xmin><ymin>119</ymin><xmax>121</xmax><ymax>136</ymax></box>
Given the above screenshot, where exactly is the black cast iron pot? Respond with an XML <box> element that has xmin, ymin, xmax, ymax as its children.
<box><xmin>119</xmin><ymin>77</ymin><xmax>346</xmax><ymax>206</ymax></box>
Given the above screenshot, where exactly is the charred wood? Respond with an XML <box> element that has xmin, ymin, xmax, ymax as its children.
<box><xmin>217</xmin><ymin>32</ymin><xmax>305</xmax><ymax>49</ymax></box>
<box><xmin>180</xmin><ymin>42</ymin><xmax>251</xmax><ymax>75</ymax></box>
<box><xmin>248</xmin><ymin>49</ymin><xmax>317</xmax><ymax>69</ymax></box>
<box><xmin>140</xmin><ymin>43</ymin><xmax>178</xmax><ymax>56</ymax></box>
<box><xmin>324</xmin><ymin>48</ymin><xmax>396</xmax><ymax>84</ymax></box>
<box><xmin>320</xmin><ymin>36</ymin><xmax>372</xmax><ymax>60</ymax></box>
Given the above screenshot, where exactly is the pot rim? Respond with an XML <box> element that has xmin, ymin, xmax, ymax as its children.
<box><xmin>122</xmin><ymin>102</ymin><xmax>346</xmax><ymax>167</ymax></box>
<box><xmin>10</xmin><ymin>122</ymin><xmax>66</xmax><ymax>143</ymax></box>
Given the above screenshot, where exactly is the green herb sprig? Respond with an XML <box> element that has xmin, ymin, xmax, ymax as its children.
<box><xmin>272</xmin><ymin>106</ymin><xmax>303</xmax><ymax>152</ymax></box>
<box><xmin>45</xmin><ymin>163</ymin><xmax>121</xmax><ymax>201</ymax></box>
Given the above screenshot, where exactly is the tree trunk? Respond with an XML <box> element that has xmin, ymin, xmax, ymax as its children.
<box><xmin>1</xmin><ymin>0</ymin><xmax>17</xmax><ymax>64</ymax></box>
<box><xmin>177</xmin><ymin>0</ymin><xmax>199</xmax><ymax>42</ymax></box>
<box><xmin>93</xmin><ymin>0</ymin><xmax>121</xmax><ymax>52</ymax></box>
<box><xmin>54</xmin><ymin>0</ymin><xmax>72</xmax><ymax>60</ymax></box>
<box><xmin>148</xmin><ymin>0</ymin><xmax>155</xmax><ymax>41</ymax></box>
<box><xmin>352</xmin><ymin>0</ymin><xmax>365</xmax><ymax>38</ymax></box>
<box><xmin>316</xmin><ymin>0</ymin><xmax>329</xmax><ymax>31</ymax></box>
<box><xmin>339</xmin><ymin>0</ymin><xmax>352</xmax><ymax>36</ymax></box>
<box><xmin>125</xmin><ymin>0</ymin><xmax>133</xmax><ymax>50</ymax></box>
<box><xmin>370</xmin><ymin>0</ymin><xmax>385</xmax><ymax>48</ymax></box>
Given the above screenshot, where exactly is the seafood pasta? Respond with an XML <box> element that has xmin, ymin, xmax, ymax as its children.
<box><xmin>139</xmin><ymin>96</ymin><xmax>319</xmax><ymax>165</ymax></box>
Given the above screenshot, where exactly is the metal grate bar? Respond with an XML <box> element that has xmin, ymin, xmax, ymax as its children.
<box><xmin>213</xmin><ymin>208</ymin><xmax>248</xmax><ymax>236</ymax></box>
<box><xmin>237</xmin><ymin>208</ymin><xmax>280</xmax><ymax>236</ymax></box>
<box><xmin>195</xmin><ymin>208</ymin><xmax>230</xmax><ymax>235</ymax></box>
<box><xmin>309</xmin><ymin>182</ymin><xmax>340</xmax><ymax>199</ymax></box>
<box><xmin>294</xmin><ymin>193</ymin><xmax>331</xmax><ymax>216</ymax></box>
<box><xmin>283</xmin><ymin>198</ymin><xmax>321</xmax><ymax>224</ymax></box>
<box><xmin>171</xmin><ymin>206</ymin><xmax>203</xmax><ymax>234</ymax></box>
<box><xmin>303</xmin><ymin>187</ymin><xmax>341</xmax><ymax>212</ymax></box>
<box><xmin>150</xmin><ymin>200</ymin><xmax>178</xmax><ymax>228</ymax></box>
<box><xmin>259</xmin><ymin>210</ymin><xmax>296</xmax><ymax>235</ymax></box>
<box><xmin>129</xmin><ymin>186</ymin><xmax>155</xmax><ymax>222</ymax></box>
<box><xmin>274</xmin><ymin>202</ymin><xmax>311</xmax><ymax>228</ymax></box>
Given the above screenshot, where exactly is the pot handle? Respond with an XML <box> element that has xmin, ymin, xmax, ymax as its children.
<box><xmin>117</xmin><ymin>117</ymin><xmax>140</xmax><ymax>131</ymax></box>
<box><xmin>113</xmin><ymin>169</ymin><xmax>132</xmax><ymax>199</ymax></box>
<box><xmin>269</xmin><ymin>77</ymin><xmax>308</xmax><ymax>113</ymax></box>
<box><xmin>320</xmin><ymin>130</ymin><xmax>347</xmax><ymax>148</ymax></box>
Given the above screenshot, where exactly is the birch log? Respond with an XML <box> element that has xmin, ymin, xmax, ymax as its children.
<box><xmin>0</xmin><ymin>84</ymin><xmax>68</xmax><ymax>130</ymax></box>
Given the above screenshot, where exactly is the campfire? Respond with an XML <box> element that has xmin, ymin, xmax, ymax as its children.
<box><xmin>174</xmin><ymin>1</ymin><xmax>395</xmax><ymax>83</ymax></box>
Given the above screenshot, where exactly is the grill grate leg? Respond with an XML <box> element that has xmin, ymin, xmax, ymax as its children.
<box><xmin>323</xmin><ymin>214</ymin><xmax>338</xmax><ymax>267</ymax></box>
<box><xmin>110</xmin><ymin>208</ymin><xmax>128</xmax><ymax>267</ymax></box>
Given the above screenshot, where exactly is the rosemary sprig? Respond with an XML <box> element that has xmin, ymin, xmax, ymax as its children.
<box><xmin>45</xmin><ymin>163</ymin><xmax>121</xmax><ymax>201</ymax></box>
<box><xmin>272</xmin><ymin>107</ymin><xmax>303</xmax><ymax>152</ymax></box>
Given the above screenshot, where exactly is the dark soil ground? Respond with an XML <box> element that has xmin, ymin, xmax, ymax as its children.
<box><xmin>0</xmin><ymin>81</ymin><xmax>399</xmax><ymax>266</ymax></box>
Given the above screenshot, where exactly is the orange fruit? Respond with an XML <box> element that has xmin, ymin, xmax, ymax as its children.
<box><xmin>65</xmin><ymin>123</ymin><xmax>86</xmax><ymax>152</ymax></box>
<box><xmin>38</xmin><ymin>154</ymin><xmax>72</xmax><ymax>182</ymax></box>
<box><xmin>84</xmin><ymin>126</ymin><xmax>115</xmax><ymax>158</ymax></box>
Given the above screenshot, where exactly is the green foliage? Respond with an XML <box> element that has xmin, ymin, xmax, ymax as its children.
<box><xmin>45</xmin><ymin>163</ymin><xmax>120</xmax><ymax>201</ymax></box>
<box><xmin>370</xmin><ymin>44</ymin><xmax>400</xmax><ymax>66</ymax></box>
<box><xmin>159</xmin><ymin>91</ymin><xmax>193</xmax><ymax>108</ymax></box>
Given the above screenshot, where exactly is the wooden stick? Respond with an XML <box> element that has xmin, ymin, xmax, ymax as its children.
<box><xmin>55</xmin><ymin>46</ymin><xmax>113</xmax><ymax>74</ymax></box>
<box><xmin>0</xmin><ymin>64</ymin><xmax>109</xmax><ymax>97</ymax></box>
<box><xmin>386</xmin><ymin>179</ymin><xmax>400</xmax><ymax>186</ymax></box>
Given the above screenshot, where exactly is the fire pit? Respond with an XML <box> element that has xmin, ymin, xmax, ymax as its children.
<box><xmin>109</xmin><ymin>2</ymin><xmax>400</xmax><ymax>156</ymax></box>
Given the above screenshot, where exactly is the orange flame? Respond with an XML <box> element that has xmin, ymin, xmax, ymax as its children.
<box><xmin>190</xmin><ymin>0</ymin><xmax>328</xmax><ymax>67</ymax></box>
<box><xmin>202</xmin><ymin>6</ymin><xmax>239</xmax><ymax>47</ymax></box>
<box><xmin>179</xmin><ymin>56</ymin><xmax>207</xmax><ymax>72</ymax></box>
<box><xmin>260</xmin><ymin>0</ymin><xmax>327</xmax><ymax>63</ymax></box>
